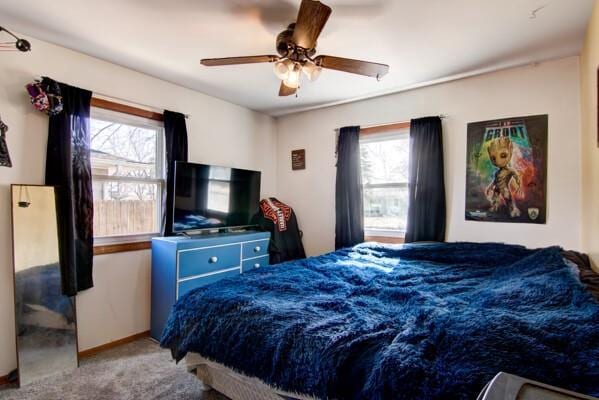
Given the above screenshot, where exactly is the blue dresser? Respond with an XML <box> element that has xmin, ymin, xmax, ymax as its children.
<box><xmin>150</xmin><ymin>230</ymin><xmax>270</xmax><ymax>340</ymax></box>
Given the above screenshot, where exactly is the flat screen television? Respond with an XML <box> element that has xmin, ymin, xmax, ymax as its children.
<box><xmin>172</xmin><ymin>162</ymin><xmax>261</xmax><ymax>233</ymax></box>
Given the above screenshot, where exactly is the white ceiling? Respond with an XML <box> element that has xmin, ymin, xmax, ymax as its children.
<box><xmin>0</xmin><ymin>0</ymin><xmax>594</xmax><ymax>116</ymax></box>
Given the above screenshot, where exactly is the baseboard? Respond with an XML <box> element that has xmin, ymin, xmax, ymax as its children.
<box><xmin>78</xmin><ymin>330</ymin><xmax>150</xmax><ymax>358</ymax></box>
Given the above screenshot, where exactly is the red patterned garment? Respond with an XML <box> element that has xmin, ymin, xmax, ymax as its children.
<box><xmin>255</xmin><ymin>198</ymin><xmax>306</xmax><ymax>264</ymax></box>
<box><xmin>260</xmin><ymin>198</ymin><xmax>292</xmax><ymax>232</ymax></box>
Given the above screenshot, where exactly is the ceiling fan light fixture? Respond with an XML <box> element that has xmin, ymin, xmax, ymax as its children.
<box><xmin>283</xmin><ymin>62</ymin><xmax>302</xmax><ymax>89</ymax></box>
<box><xmin>273</xmin><ymin>60</ymin><xmax>290</xmax><ymax>80</ymax></box>
<box><xmin>302</xmin><ymin>60</ymin><xmax>322</xmax><ymax>82</ymax></box>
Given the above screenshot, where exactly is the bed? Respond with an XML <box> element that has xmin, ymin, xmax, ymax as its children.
<box><xmin>160</xmin><ymin>242</ymin><xmax>599</xmax><ymax>400</ymax></box>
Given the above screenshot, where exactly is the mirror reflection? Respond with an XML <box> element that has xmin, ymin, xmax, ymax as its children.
<box><xmin>11</xmin><ymin>185</ymin><xmax>78</xmax><ymax>386</ymax></box>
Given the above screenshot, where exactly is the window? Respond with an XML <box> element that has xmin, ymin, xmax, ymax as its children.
<box><xmin>360</xmin><ymin>129</ymin><xmax>410</xmax><ymax>238</ymax></box>
<box><xmin>90</xmin><ymin>107</ymin><xmax>164</xmax><ymax>243</ymax></box>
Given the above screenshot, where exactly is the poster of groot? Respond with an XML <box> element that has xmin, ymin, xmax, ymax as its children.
<box><xmin>465</xmin><ymin>114</ymin><xmax>547</xmax><ymax>224</ymax></box>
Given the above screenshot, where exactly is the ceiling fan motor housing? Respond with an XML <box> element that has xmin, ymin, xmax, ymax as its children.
<box><xmin>276</xmin><ymin>24</ymin><xmax>295</xmax><ymax>57</ymax></box>
<box><xmin>276</xmin><ymin>23</ymin><xmax>316</xmax><ymax>61</ymax></box>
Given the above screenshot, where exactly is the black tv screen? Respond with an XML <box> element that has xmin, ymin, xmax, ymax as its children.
<box><xmin>173</xmin><ymin>162</ymin><xmax>261</xmax><ymax>232</ymax></box>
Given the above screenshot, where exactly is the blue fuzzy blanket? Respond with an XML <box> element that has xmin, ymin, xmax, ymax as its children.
<box><xmin>161</xmin><ymin>243</ymin><xmax>599</xmax><ymax>399</ymax></box>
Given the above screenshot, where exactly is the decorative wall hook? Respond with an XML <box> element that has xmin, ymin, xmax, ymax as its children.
<box><xmin>0</xmin><ymin>26</ymin><xmax>31</xmax><ymax>52</ymax></box>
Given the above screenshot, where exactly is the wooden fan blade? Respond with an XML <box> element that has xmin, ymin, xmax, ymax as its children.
<box><xmin>292</xmin><ymin>0</ymin><xmax>332</xmax><ymax>50</ymax></box>
<box><xmin>279</xmin><ymin>81</ymin><xmax>297</xmax><ymax>96</ymax></box>
<box><xmin>314</xmin><ymin>55</ymin><xmax>389</xmax><ymax>78</ymax></box>
<box><xmin>201</xmin><ymin>55</ymin><xmax>279</xmax><ymax>66</ymax></box>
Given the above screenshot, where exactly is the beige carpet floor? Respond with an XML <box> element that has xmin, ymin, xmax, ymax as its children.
<box><xmin>0</xmin><ymin>338</ymin><xmax>229</xmax><ymax>400</ymax></box>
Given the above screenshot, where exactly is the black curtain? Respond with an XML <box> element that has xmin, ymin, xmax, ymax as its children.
<box><xmin>405</xmin><ymin>116</ymin><xmax>446</xmax><ymax>243</ymax></box>
<box><xmin>163</xmin><ymin>110</ymin><xmax>188</xmax><ymax>236</ymax></box>
<box><xmin>45</xmin><ymin>79</ymin><xmax>94</xmax><ymax>296</ymax></box>
<box><xmin>335</xmin><ymin>126</ymin><xmax>364</xmax><ymax>249</ymax></box>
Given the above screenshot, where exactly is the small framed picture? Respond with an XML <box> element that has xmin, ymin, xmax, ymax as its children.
<box><xmin>291</xmin><ymin>149</ymin><xmax>306</xmax><ymax>170</ymax></box>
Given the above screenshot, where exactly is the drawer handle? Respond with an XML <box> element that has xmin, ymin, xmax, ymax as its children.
<box><xmin>254</xmin><ymin>246</ymin><xmax>261</xmax><ymax>252</ymax></box>
<box><xmin>209</xmin><ymin>256</ymin><xmax>218</xmax><ymax>264</ymax></box>
<box><xmin>254</xmin><ymin>263</ymin><xmax>260</xmax><ymax>268</ymax></box>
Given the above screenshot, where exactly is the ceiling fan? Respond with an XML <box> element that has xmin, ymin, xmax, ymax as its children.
<box><xmin>200</xmin><ymin>0</ymin><xmax>390</xmax><ymax>97</ymax></box>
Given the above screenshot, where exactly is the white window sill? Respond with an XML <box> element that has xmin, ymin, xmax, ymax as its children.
<box><xmin>94</xmin><ymin>233</ymin><xmax>159</xmax><ymax>246</ymax></box>
<box><xmin>364</xmin><ymin>229</ymin><xmax>405</xmax><ymax>238</ymax></box>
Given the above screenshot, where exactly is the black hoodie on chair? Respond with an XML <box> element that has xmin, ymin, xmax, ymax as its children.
<box><xmin>252</xmin><ymin>198</ymin><xmax>306</xmax><ymax>265</ymax></box>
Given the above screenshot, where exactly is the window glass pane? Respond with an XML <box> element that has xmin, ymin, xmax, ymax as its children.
<box><xmin>360</xmin><ymin>137</ymin><xmax>409</xmax><ymax>184</ymax></box>
<box><xmin>363</xmin><ymin>186</ymin><xmax>408</xmax><ymax>232</ymax></box>
<box><xmin>90</xmin><ymin>118</ymin><xmax>159</xmax><ymax>179</ymax></box>
<box><xmin>360</xmin><ymin>132</ymin><xmax>410</xmax><ymax>235</ymax></box>
<box><xmin>92</xmin><ymin>180</ymin><xmax>160</xmax><ymax>237</ymax></box>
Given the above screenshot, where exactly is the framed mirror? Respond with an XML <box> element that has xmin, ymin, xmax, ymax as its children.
<box><xmin>11</xmin><ymin>184</ymin><xmax>78</xmax><ymax>386</ymax></box>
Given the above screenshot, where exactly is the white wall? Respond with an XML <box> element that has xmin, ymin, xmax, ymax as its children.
<box><xmin>276</xmin><ymin>57</ymin><xmax>582</xmax><ymax>256</ymax></box>
<box><xmin>581</xmin><ymin>0</ymin><xmax>599</xmax><ymax>270</ymax></box>
<box><xmin>0</xmin><ymin>32</ymin><xmax>586</xmax><ymax>380</ymax></box>
<box><xmin>0</xmin><ymin>35</ymin><xmax>277</xmax><ymax>376</ymax></box>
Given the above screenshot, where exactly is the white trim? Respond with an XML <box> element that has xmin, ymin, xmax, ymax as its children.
<box><xmin>176</xmin><ymin>250</ymin><xmax>180</xmax><ymax>299</ymax></box>
<box><xmin>364</xmin><ymin>182</ymin><xmax>408</xmax><ymax>189</ymax></box>
<box><xmin>92</xmin><ymin>174</ymin><xmax>164</xmax><ymax>184</ymax></box>
<box><xmin>364</xmin><ymin>228</ymin><xmax>405</xmax><ymax>238</ymax></box>
<box><xmin>94</xmin><ymin>233</ymin><xmax>158</xmax><ymax>245</ymax></box>
<box><xmin>178</xmin><ymin>266</ymin><xmax>242</xmax><ymax>283</ymax></box>
<box><xmin>177</xmin><ymin>242</ymin><xmax>241</xmax><ymax>253</ymax></box>
<box><xmin>240</xmin><ymin>238</ymin><xmax>270</xmax><ymax>244</ymax></box>
<box><xmin>239</xmin><ymin>243</ymin><xmax>243</xmax><ymax>274</ymax></box>
<box><xmin>243</xmin><ymin>254</ymin><xmax>269</xmax><ymax>262</ymax></box>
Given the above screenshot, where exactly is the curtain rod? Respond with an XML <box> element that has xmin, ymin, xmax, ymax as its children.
<box><xmin>91</xmin><ymin>91</ymin><xmax>190</xmax><ymax>119</ymax></box>
<box><xmin>360</xmin><ymin>114</ymin><xmax>447</xmax><ymax>130</ymax></box>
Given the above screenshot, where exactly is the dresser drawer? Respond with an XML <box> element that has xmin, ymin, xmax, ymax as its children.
<box><xmin>178</xmin><ymin>244</ymin><xmax>241</xmax><ymax>279</ymax></box>
<box><xmin>242</xmin><ymin>255</ymin><xmax>269</xmax><ymax>273</ymax></box>
<box><xmin>242</xmin><ymin>239</ymin><xmax>269</xmax><ymax>259</ymax></box>
<box><xmin>177</xmin><ymin>268</ymin><xmax>240</xmax><ymax>299</ymax></box>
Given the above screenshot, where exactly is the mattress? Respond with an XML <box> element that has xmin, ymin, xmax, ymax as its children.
<box><xmin>185</xmin><ymin>353</ymin><xmax>316</xmax><ymax>400</ymax></box>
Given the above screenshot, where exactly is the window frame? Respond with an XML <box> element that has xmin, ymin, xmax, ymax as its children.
<box><xmin>359</xmin><ymin>128</ymin><xmax>410</xmax><ymax>239</ymax></box>
<box><xmin>90</xmin><ymin>105</ymin><xmax>165</xmax><ymax>247</ymax></box>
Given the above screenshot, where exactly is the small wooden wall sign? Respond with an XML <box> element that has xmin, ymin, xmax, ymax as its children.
<box><xmin>291</xmin><ymin>149</ymin><xmax>306</xmax><ymax>170</ymax></box>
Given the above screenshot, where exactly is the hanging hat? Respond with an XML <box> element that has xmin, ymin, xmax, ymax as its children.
<box><xmin>42</xmin><ymin>77</ymin><xmax>63</xmax><ymax>116</ymax></box>
<box><xmin>25</xmin><ymin>77</ymin><xmax>63</xmax><ymax>116</ymax></box>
